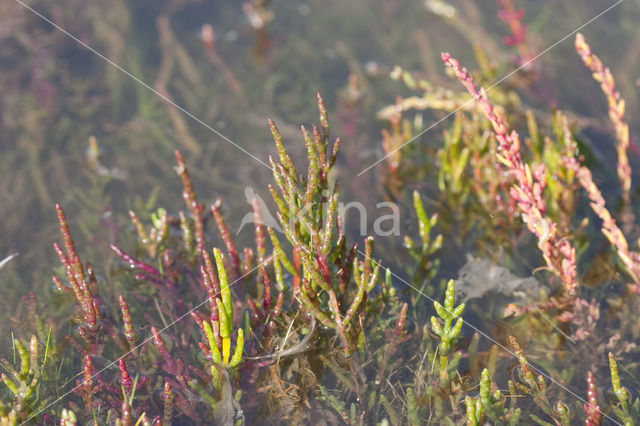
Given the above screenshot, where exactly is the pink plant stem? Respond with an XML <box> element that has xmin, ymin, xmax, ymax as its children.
<box><xmin>120</xmin><ymin>399</ymin><xmax>132</xmax><ymax>426</ymax></box>
<box><xmin>190</xmin><ymin>311</ymin><xmax>206</xmax><ymax>333</ymax></box>
<box><xmin>119</xmin><ymin>295</ymin><xmax>138</xmax><ymax>348</ymax></box>
<box><xmin>53</xmin><ymin>243</ymin><xmax>81</xmax><ymax>299</ymax></box>
<box><xmin>211</xmin><ymin>200</ymin><xmax>242</xmax><ymax>280</ymax></box>
<box><xmin>243</xmin><ymin>247</ymin><xmax>254</xmax><ymax>275</ymax></box>
<box><xmin>575</xmin><ymin>33</ymin><xmax>631</xmax><ymax>202</ymax></box>
<box><xmin>261</xmin><ymin>267</ymin><xmax>272</xmax><ymax>313</ymax></box>
<box><xmin>442</xmin><ymin>52</ymin><xmax>579</xmax><ymax>297</ymax></box>
<box><xmin>199</xmin><ymin>254</ymin><xmax>221</xmax><ymax>346</ymax></box>
<box><xmin>54</xmin><ymin>205</ymin><xmax>104</xmax><ymax>334</ymax></box>
<box><xmin>134</xmin><ymin>273</ymin><xmax>165</xmax><ymax>287</ymax></box>
<box><xmin>79</xmin><ymin>282</ymin><xmax>99</xmax><ymax>333</ymax></box>
<box><xmin>202</xmin><ymin>250</ymin><xmax>222</xmax><ymax>296</ymax></box>
<box><xmin>252</xmin><ymin>198</ymin><xmax>266</xmax><ymax>261</ymax></box>
<box><xmin>497</xmin><ymin>0</ymin><xmax>532</xmax><ymax>65</ymax></box>
<box><xmin>81</xmin><ymin>354</ymin><xmax>94</xmax><ymax>412</ymax></box>
<box><xmin>201</xmin><ymin>24</ymin><xmax>244</xmax><ymax>96</ymax></box>
<box><xmin>393</xmin><ymin>303</ymin><xmax>409</xmax><ymax>341</ymax></box>
<box><xmin>174</xmin><ymin>150</ymin><xmax>206</xmax><ymax>253</ymax></box>
<box><xmin>163</xmin><ymin>380</ymin><xmax>175</xmax><ymax>425</ymax></box>
<box><xmin>564</xmin><ymin>157</ymin><xmax>640</xmax><ymax>284</ymax></box>
<box><xmin>52</xmin><ymin>274</ymin><xmax>71</xmax><ymax>294</ymax></box>
<box><xmin>246</xmin><ymin>299</ymin><xmax>261</xmax><ymax>322</ymax></box>
<box><xmin>272</xmin><ymin>293</ymin><xmax>284</xmax><ymax>317</ymax></box>
<box><xmin>110</xmin><ymin>244</ymin><xmax>162</xmax><ymax>277</ymax></box>
<box><xmin>119</xmin><ymin>358</ymin><xmax>133</xmax><ymax>393</ymax></box>
<box><xmin>56</xmin><ymin>204</ymin><xmax>85</xmax><ymax>283</ymax></box>
<box><xmin>584</xmin><ymin>371</ymin><xmax>602</xmax><ymax>425</ymax></box>
<box><xmin>65</xmin><ymin>335</ymin><xmax>88</xmax><ymax>357</ymax></box>
<box><xmin>199</xmin><ymin>264</ymin><xmax>215</xmax><ymax>308</ymax></box>
<box><xmin>151</xmin><ymin>328</ymin><xmax>179</xmax><ymax>375</ymax></box>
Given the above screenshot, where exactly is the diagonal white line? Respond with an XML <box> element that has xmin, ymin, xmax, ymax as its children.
<box><xmin>357</xmin><ymin>0</ymin><xmax>625</xmax><ymax>176</ymax></box>
<box><xmin>358</xmin><ymin>249</ymin><xmax>622</xmax><ymax>425</ymax></box>
<box><xmin>21</xmin><ymin>256</ymin><xmax>273</xmax><ymax>425</ymax></box>
<box><xmin>14</xmin><ymin>0</ymin><xmax>272</xmax><ymax>170</ymax></box>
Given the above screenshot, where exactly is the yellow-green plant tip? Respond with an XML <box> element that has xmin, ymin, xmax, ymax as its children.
<box><xmin>352</xmin><ymin>256</ymin><xmax>362</xmax><ymax>288</ymax></box>
<box><xmin>430</xmin><ymin>316</ymin><xmax>442</xmax><ymax>334</ymax></box>
<box><xmin>302</xmin><ymin>126</ymin><xmax>319</xmax><ymax>171</ymax></box>
<box><xmin>433</xmin><ymin>301</ymin><xmax>448</xmax><ymax>320</ymax></box>
<box><xmin>151</xmin><ymin>207</ymin><xmax>166</xmax><ymax>229</ymax></box>
<box><xmin>1</xmin><ymin>374</ymin><xmax>18</xmax><ymax>396</ymax></box>
<box><xmin>451</xmin><ymin>317</ymin><xmax>464</xmax><ymax>337</ymax></box>
<box><xmin>268</xmin><ymin>185</ymin><xmax>289</xmax><ymax>220</ymax></box>
<box><xmin>413</xmin><ymin>191</ymin><xmax>429</xmax><ymax>241</ymax></box>
<box><xmin>385</xmin><ymin>268</ymin><xmax>392</xmax><ymax>286</ymax></box>
<box><xmin>29</xmin><ymin>335</ymin><xmax>39</xmax><ymax>377</ymax></box>
<box><xmin>320</xmin><ymin>190</ymin><xmax>339</xmax><ymax>253</ymax></box>
<box><xmin>16</xmin><ymin>339</ymin><xmax>30</xmax><ymax>379</ymax></box>
<box><xmin>272</xmin><ymin>256</ymin><xmax>285</xmax><ymax>292</ymax></box>
<box><xmin>465</xmin><ymin>396</ymin><xmax>478</xmax><ymax>425</ymax></box>
<box><xmin>452</xmin><ymin>303</ymin><xmax>465</xmax><ymax>317</ymax></box>
<box><xmin>213</xmin><ymin>248</ymin><xmax>233</xmax><ymax>322</ymax></box>
<box><xmin>344</xmin><ymin>267</ymin><xmax>366</xmax><ymax>326</ymax></box>
<box><xmin>317</xmin><ymin>93</ymin><xmax>329</xmax><ymax>132</ymax></box>
<box><xmin>269</xmin><ymin>120</ymin><xmax>297</xmax><ymax>179</ymax></box>
<box><xmin>202</xmin><ymin>322</ymin><xmax>215</xmax><ymax>353</ymax></box>
<box><xmin>444</xmin><ymin>279</ymin><xmax>456</xmax><ymax>310</ymax></box>
<box><xmin>61</xmin><ymin>408</ymin><xmax>77</xmax><ymax>423</ymax></box>
<box><xmin>609</xmin><ymin>352</ymin><xmax>622</xmax><ymax>393</ymax></box>
<box><xmin>210</xmin><ymin>365</ymin><xmax>221</xmax><ymax>389</ymax></box>
<box><xmin>216</xmin><ymin>297</ymin><xmax>231</xmax><ymax>339</ymax></box>
<box><xmin>203</xmin><ymin>322</ymin><xmax>222</xmax><ymax>365</ymax></box>
<box><xmin>268</xmin><ymin>228</ymin><xmax>295</xmax><ymax>275</ymax></box>
<box><xmin>367</xmin><ymin>262</ymin><xmax>380</xmax><ymax>292</ymax></box>
<box><xmin>228</xmin><ymin>329</ymin><xmax>244</xmax><ymax>368</ymax></box>
<box><xmin>222</xmin><ymin>337</ymin><xmax>231</xmax><ymax>366</ymax></box>
<box><xmin>609</xmin><ymin>352</ymin><xmax>629</xmax><ymax>403</ymax></box>
<box><xmin>480</xmin><ymin>369</ymin><xmax>490</xmax><ymax>403</ymax></box>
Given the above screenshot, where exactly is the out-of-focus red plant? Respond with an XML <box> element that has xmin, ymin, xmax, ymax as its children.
<box><xmin>575</xmin><ymin>33</ymin><xmax>631</xmax><ymax>202</ymax></box>
<box><xmin>497</xmin><ymin>0</ymin><xmax>533</xmax><ymax>66</ymax></box>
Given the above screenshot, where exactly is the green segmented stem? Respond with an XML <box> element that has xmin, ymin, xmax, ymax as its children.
<box><xmin>213</xmin><ymin>248</ymin><xmax>233</xmax><ymax>332</ymax></box>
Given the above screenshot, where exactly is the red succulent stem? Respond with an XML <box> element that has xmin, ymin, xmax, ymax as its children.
<box><xmin>497</xmin><ymin>0</ymin><xmax>532</xmax><ymax>64</ymax></box>
<box><xmin>293</xmin><ymin>247</ymin><xmax>302</xmax><ymax>295</ymax></box>
<box><xmin>252</xmin><ymin>197</ymin><xmax>267</xmax><ymax>261</ymax></box>
<box><xmin>56</xmin><ymin>204</ymin><xmax>85</xmax><ymax>283</ymax></box>
<box><xmin>119</xmin><ymin>358</ymin><xmax>133</xmax><ymax>393</ymax></box>
<box><xmin>110</xmin><ymin>244</ymin><xmax>161</xmax><ymax>277</ymax></box>
<box><xmin>190</xmin><ymin>311</ymin><xmax>206</xmax><ymax>333</ymax></box>
<box><xmin>261</xmin><ymin>267</ymin><xmax>272</xmax><ymax>313</ymax></box>
<box><xmin>119</xmin><ymin>295</ymin><xmax>138</xmax><ymax>348</ymax></box>
<box><xmin>151</xmin><ymin>328</ymin><xmax>179</xmax><ymax>376</ymax></box>
<box><xmin>271</xmin><ymin>293</ymin><xmax>284</xmax><ymax>318</ymax></box>
<box><xmin>584</xmin><ymin>371</ymin><xmax>602</xmax><ymax>425</ymax></box>
<box><xmin>120</xmin><ymin>398</ymin><xmax>132</xmax><ymax>426</ymax></box>
<box><xmin>243</xmin><ymin>247</ymin><xmax>254</xmax><ymax>275</ymax></box>
<box><xmin>199</xmin><ymin>264</ymin><xmax>214</xmax><ymax>299</ymax></box>
<box><xmin>393</xmin><ymin>303</ymin><xmax>409</xmax><ymax>341</ymax></box>
<box><xmin>174</xmin><ymin>150</ymin><xmax>206</xmax><ymax>253</ymax></box>
<box><xmin>211</xmin><ymin>200</ymin><xmax>241</xmax><ymax>280</ymax></box>
<box><xmin>575</xmin><ymin>33</ymin><xmax>631</xmax><ymax>202</ymax></box>
<box><xmin>202</xmin><ymin>250</ymin><xmax>222</xmax><ymax>296</ymax></box>
<box><xmin>163</xmin><ymin>380</ymin><xmax>176</xmax><ymax>425</ymax></box>
<box><xmin>80</xmin><ymin>354</ymin><xmax>94</xmax><ymax>412</ymax></box>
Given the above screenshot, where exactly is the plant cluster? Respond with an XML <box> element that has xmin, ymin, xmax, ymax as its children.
<box><xmin>3</xmin><ymin>2</ymin><xmax>640</xmax><ymax>425</ymax></box>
